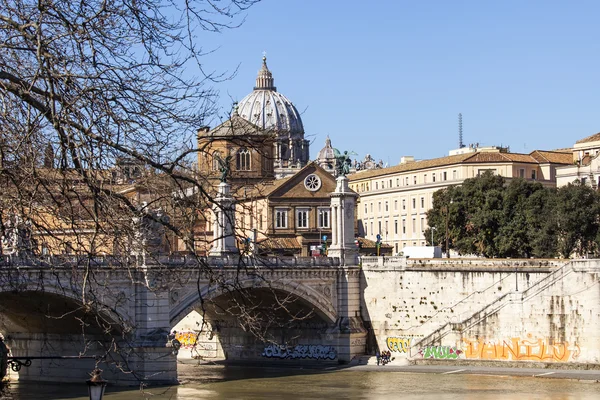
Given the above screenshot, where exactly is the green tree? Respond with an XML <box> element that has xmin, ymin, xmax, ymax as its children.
<box><xmin>554</xmin><ymin>181</ymin><xmax>600</xmax><ymax>257</ymax></box>
<box><xmin>495</xmin><ymin>178</ymin><xmax>545</xmax><ymax>258</ymax></box>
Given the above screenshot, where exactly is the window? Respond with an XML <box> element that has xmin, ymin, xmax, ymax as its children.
<box><xmin>378</xmin><ymin>202</ymin><xmax>382</xmax><ymax>212</ymax></box>
<box><xmin>412</xmin><ymin>218</ymin><xmax>416</xmax><ymax>233</ymax></box>
<box><xmin>412</xmin><ymin>198</ymin><xmax>416</xmax><ymax>209</ymax></box>
<box><xmin>519</xmin><ymin>168</ymin><xmax>525</xmax><ymax>178</ymax></box>
<box><xmin>443</xmin><ymin>171</ymin><xmax>447</xmax><ymax>181</ymax></box>
<box><xmin>385</xmin><ymin>201</ymin><xmax>389</xmax><ymax>212</ymax></box>
<box><xmin>304</xmin><ymin>174</ymin><xmax>322</xmax><ymax>191</ymax></box>
<box><xmin>396</xmin><ymin>178</ymin><xmax>400</xmax><ymax>187</ymax></box>
<box><xmin>394</xmin><ymin>200</ymin><xmax>398</xmax><ymax>211</ymax></box>
<box><xmin>365</xmin><ymin>225</ymin><xmax>368</xmax><ymax>236</ymax></box>
<box><xmin>531</xmin><ymin>170</ymin><xmax>537</xmax><ymax>180</ymax></box>
<box><xmin>381</xmin><ymin>181</ymin><xmax>384</xmax><ymax>189</ymax></box>
<box><xmin>370</xmin><ymin>222</ymin><xmax>373</xmax><ymax>236</ymax></box>
<box><xmin>402</xmin><ymin>199</ymin><xmax>406</xmax><ymax>210</ymax></box>
<box><xmin>395</xmin><ymin>243</ymin><xmax>399</xmax><ymax>253</ymax></box>
<box><xmin>405</xmin><ymin>177</ymin><xmax>409</xmax><ymax>185</ymax></box>
<box><xmin>297</xmin><ymin>209</ymin><xmax>309</xmax><ymax>229</ymax></box>
<box><xmin>318</xmin><ymin>208</ymin><xmax>330</xmax><ymax>228</ymax></box>
<box><xmin>378</xmin><ymin>221</ymin><xmax>382</xmax><ymax>234</ymax></box>
<box><xmin>421</xmin><ymin>218</ymin><xmax>425</xmax><ymax>232</ymax></box>
<box><xmin>581</xmin><ymin>177</ymin><xmax>587</xmax><ymax>185</ymax></box>
<box><xmin>424</xmin><ymin>174</ymin><xmax>427</xmax><ymax>183</ymax></box>
<box><xmin>394</xmin><ymin>220</ymin><xmax>398</xmax><ymax>234</ymax></box>
<box><xmin>370</xmin><ymin>203</ymin><xmax>373</xmax><ymax>212</ymax></box>
<box><xmin>236</xmin><ymin>148</ymin><xmax>251</xmax><ymax>171</ymax></box>
<box><xmin>453</xmin><ymin>170</ymin><xmax>457</xmax><ymax>180</ymax></box>
<box><xmin>421</xmin><ymin>197</ymin><xmax>425</xmax><ymax>208</ymax></box>
<box><xmin>376</xmin><ymin>182</ymin><xmax>379</xmax><ymax>190</ymax></box>
<box><xmin>389</xmin><ymin>179</ymin><xmax>392</xmax><ymax>187</ymax></box>
<box><xmin>385</xmin><ymin>220</ymin><xmax>389</xmax><ymax>235</ymax></box>
<box><xmin>275</xmin><ymin>209</ymin><xmax>288</xmax><ymax>228</ymax></box>
<box><xmin>478</xmin><ymin>169</ymin><xmax>495</xmax><ymax>176</ymax></box>
<box><xmin>364</xmin><ymin>204</ymin><xmax>368</xmax><ymax>214</ymax></box>
<box><xmin>402</xmin><ymin>219</ymin><xmax>406</xmax><ymax>234</ymax></box>
<box><xmin>432</xmin><ymin>173</ymin><xmax>436</xmax><ymax>182</ymax></box>
<box><xmin>212</xmin><ymin>151</ymin><xmax>221</xmax><ymax>171</ymax></box>
<box><xmin>413</xmin><ymin>176</ymin><xmax>417</xmax><ymax>184</ymax></box>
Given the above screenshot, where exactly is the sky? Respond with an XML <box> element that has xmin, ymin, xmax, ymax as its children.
<box><xmin>196</xmin><ymin>0</ymin><xmax>600</xmax><ymax>165</ymax></box>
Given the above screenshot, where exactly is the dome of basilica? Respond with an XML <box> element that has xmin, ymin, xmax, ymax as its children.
<box><xmin>237</xmin><ymin>57</ymin><xmax>304</xmax><ymax>135</ymax></box>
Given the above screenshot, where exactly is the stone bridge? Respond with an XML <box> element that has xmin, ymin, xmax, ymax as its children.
<box><xmin>0</xmin><ymin>254</ymin><xmax>365</xmax><ymax>385</ymax></box>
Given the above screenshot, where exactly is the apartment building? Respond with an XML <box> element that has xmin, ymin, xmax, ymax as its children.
<box><xmin>348</xmin><ymin>147</ymin><xmax>571</xmax><ymax>254</ymax></box>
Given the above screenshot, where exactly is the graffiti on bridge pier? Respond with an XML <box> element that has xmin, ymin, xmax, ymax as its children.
<box><xmin>262</xmin><ymin>344</ymin><xmax>337</xmax><ymax>360</ymax></box>
<box><xmin>386</xmin><ymin>337</ymin><xmax>411</xmax><ymax>353</ymax></box>
<box><xmin>418</xmin><ymin>346</ymin><xmax>463</xmax><ymax>359</ymax></box>
<box><xmin>461</xmin><ymin>335</ymin><xmax>580</xmax><ymax>362</ymax></box>
<box><xmin>174</xmin><ymin>331</ymin><xmax>198</xmax><ymax>348</ymax></box>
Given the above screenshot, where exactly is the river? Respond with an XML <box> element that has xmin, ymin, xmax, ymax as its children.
<box><xmin>4</xmin><ymin>364</ymin><xmax>599</xmax><ymax>399</ymax></box>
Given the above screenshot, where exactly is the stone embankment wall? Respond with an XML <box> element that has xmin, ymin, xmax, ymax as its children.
<box><xmin>361</xmin><ymin>257</ymin><xmax>600</xmax><ymax>365</ymax></box>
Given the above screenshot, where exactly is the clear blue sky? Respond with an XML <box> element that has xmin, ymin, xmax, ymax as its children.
<box><xmin>197</xmin><ymin>0</ymin><xmax>600</xmax><ymax>164</ymax></box>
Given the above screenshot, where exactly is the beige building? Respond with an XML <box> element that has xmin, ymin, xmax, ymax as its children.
<box><xmin>556</xmin><ymin>132</ymin><xmax>600</xmax><ymax>188</ymax></box>
<box><xmin>235</xmin><ymin>162</ymin><xmax>337</xmax><ymax>256</ymax></box>
<box><xmin>348</xmin><ymin>147</ymin><xmax>571</xmax><ymax>254</ymax></box>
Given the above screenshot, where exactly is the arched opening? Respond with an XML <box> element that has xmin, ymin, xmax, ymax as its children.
<box><xmin>0</xmin><ymin>290</ymin><xmax>126</xmax><ymax>383</ymax></box>
<box><xmin>171</xmin><ymin>286</ymin><xmax>338</xmax><ymax>364</ymax></box>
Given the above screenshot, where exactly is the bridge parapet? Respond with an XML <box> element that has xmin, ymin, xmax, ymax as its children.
<box><xmin>360</xmin><ymin>256</ymin><xmax>566</xmax><ymax>272</ymax></box>
<box><xmin>0</xmin><ymin>254</ymin><xmax>343</xmax><ymax>269</ymax></box>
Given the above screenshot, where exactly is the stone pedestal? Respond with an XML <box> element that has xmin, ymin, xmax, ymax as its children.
<box><xmin>328</xmin><ymin>176</ymin><xmax>358</xmax><ymax>266</ymax></box>
<box><xmin>209</xmin><ymin>182</ymin><xmax>239</xmax><ymax>256</ymax></box>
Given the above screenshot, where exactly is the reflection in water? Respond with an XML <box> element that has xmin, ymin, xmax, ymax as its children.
<box><xmin>5</xmin><ymin>365</ymin><xmax>599</xmax><ymax>400</ymax></box>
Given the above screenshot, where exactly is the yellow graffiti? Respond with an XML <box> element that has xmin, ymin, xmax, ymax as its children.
<box><xmin>175</xmin><ymin>331</ymin><xmax>198</xmax><ymax>348</ymax></box>
<box><xmin>386</xmin><ymin>337</ymin><xmax>411</xmax><ymax>353</ymax></box>
<box><xmin>461</xmin><ymin>334</ymin><xmax>580</xmax><ymax>362</ymax></box>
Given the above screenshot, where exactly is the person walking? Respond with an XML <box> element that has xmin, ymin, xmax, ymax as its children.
<box><xmin>376</xmin><ymin>350</ymin><xmax>380</xmax><ymax>366</ymax></box>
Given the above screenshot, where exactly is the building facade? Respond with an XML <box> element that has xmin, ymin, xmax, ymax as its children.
<box><xmin>349</xmin><ymin>147</ymin><xmax>572</xmax><ymax>254</ymax></box>
<box><xmin>556</xmin><ymin>132</ymin><xmax>600</xmax><ymax>188</ymax></box>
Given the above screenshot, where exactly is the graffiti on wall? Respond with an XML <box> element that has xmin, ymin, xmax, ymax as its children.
<box><xmin>387</xmin><ymin>337</ymin><xmax>411</xmax><ymax>353</ymax></box>
<box><xmin>418</xmin><ymin>346</ymin><xmax>463</xmax><ymax>359</ymax></box>
<box><xmin>461</xmin><ymin>335</ymin><xmax>580</xmax><ymax>362</ymax></box>
<box><xmin>262</xmin><ymin>344</ymin><xmax>337</xmax><ymax>360</ymax></box>
<box><xmin>174</xmin><ymin>331</ymin><xmax>198</xmax><ymax>348</ymax></box>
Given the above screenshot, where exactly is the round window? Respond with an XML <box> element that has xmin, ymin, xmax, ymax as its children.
<box><xmin>304</xmin><ymin>174</ymin><xmax>322</xmax><ymax>191</ymax></box>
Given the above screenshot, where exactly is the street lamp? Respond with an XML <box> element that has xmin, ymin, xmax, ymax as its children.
<box><xmin>87</xmin><ymin>368</ymin><xmax>107</xmax><ymax>400</ymax></box>
<box><xmin>430</xmin><ymin>226</ymin><xmax>436</xmax><ymax>246</ymax></box>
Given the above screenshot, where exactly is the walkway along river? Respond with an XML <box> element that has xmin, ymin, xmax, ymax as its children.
<box><xmin>3</xmin><ymin>362</ymin><xmax>599</xmax><ymax>399</ymax></box>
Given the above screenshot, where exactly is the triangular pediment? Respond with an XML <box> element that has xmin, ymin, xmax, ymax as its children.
<box><xmin>268</xmin><ymin>163</ymin><xmax>337</xmax><ymax>199</ymax></box>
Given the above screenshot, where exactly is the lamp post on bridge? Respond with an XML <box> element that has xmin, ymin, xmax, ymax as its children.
<box><xmin>430</xmin><ymin>226</ymin><xmax>436</xmax><ymax>246</ymax></box>
<box><xmin>87</xmin><ymin>368</ymin><xmax>107</xmax><ymax>400</ymax></box>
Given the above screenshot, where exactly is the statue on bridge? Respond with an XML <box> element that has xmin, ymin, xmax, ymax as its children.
<box><xmin>215</xmin><ymin>154</ymin><xmax>233</xmax><ymax>183</ymax></box>
<box><xmin>333</xmin><ymin>149</ymin><xmax>356</xmax><ymax>177</ymax></box>
<box><xmin>132</xmin><ymin>205</ymin><xmax>170</xmax><ymax>256</ymax></box>
<box><xmin>1</xmin><ymin>214</ymin><xmax>33</xmax><ymax>256</ymax></box>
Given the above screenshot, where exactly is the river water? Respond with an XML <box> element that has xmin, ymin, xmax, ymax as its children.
<box><xmin>4</xmin><ymin>364</ymin><xmax>599</xmax><ymax>399</ymax></box>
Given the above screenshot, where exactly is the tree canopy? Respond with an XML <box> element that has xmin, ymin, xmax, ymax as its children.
<box><xmin>426</xmin><ymin>172</ymin><xmax>600</xmax><ymax>258</ymax></box>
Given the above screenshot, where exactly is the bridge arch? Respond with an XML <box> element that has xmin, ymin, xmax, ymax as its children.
<box><xmin>170</xmin><ymin>278</ymin><xmax>337</xmax><ymax>329</ymax></box>
<box><xmin>0</xmin><ymin>278</ymin><xmax>133</xmax><ymax>334</ymax></box>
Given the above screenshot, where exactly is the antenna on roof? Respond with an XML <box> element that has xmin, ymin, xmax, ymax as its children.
<box><xmin>458</xmin><ymin>113</ymin><xmax>464</xmax><ymax>148</ymax></box>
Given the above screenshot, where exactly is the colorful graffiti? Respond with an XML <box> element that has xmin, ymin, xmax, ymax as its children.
<box><xmin>174</xmin><ymin>331</ymin><xmax>198</xmax><ymax>348</ymax></box>
<box><xmin>461</xmin><ymin>335</ymin><xmax>580</xmax><ymax>362</ymax></box>
<box><xmin>387</xmin><ymin>337</ymin><xmax>411</xmax><ymax>353</ymax></box>
<box><xmin>419</xmin><ymin>346</ymin><xmax>463</xmax><ymax>359</ymax></box>
<box><xmin>262</xmin><ymin>344</ymin><xmax>337</xmax><ymax>360</ymax></box>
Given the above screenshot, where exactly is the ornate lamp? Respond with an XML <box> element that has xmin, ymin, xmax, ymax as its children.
<box><xmin>87</xmin><ymin>368</ymin><xmax>107</xmax><ymax>400</ymax></box>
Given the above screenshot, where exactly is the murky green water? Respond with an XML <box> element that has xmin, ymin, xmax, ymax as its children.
<box><xmin>4</xmin><ymin>365</ymin><xmax>599</xmax><ymax>399</ymax></box>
